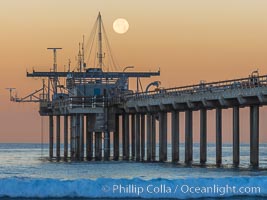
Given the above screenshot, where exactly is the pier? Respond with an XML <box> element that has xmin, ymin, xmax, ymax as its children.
<box><xmin>9</xmin><ymin>13</ymin><xmax>267</xmax><ymax>168</ymax></box>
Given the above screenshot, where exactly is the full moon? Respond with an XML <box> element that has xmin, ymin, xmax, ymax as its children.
<box><xmin>113</xmin><ymin>18</ymin><xmax>129</xmax><ymax>34</ymax></box>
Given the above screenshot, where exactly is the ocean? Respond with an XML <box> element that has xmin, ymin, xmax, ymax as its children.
<box><xmin>0</xmin><ymin>143</ymin><xmax>267</xmax><ymax>199</ymax></box>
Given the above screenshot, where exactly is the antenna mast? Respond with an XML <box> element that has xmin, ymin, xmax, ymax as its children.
<box><xmin>47</xmin><ymin>47</ymin><xmax>62</xmax><ymax>94</ymax></box>
<box><xmin>5</xmin><ymin>88</ymin><xmax>16</xmax><ymax>101</ymax></box>
<box><xmin>97</xmin><ymin>12</ymin><xmax>103</xmax><ymax>69</ymax></box>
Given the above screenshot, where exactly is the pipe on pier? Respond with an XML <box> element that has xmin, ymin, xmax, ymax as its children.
<box><xmin>250</xmin><ymin>105</ymin><xmax>259</xmax><ymax>167</ymax></box>
<box><xmin>135</xmin><ymin>114</ymin><xmax>141</xmax><ymax>161</ymax></box>
<box><xmin>113</xmin><ymin>114</ymin><xmax>120</xmax><ymax>160</ymax></box>
<box><xmin>56</xmin><ymin>115</ymin><xmax>60</xmax><ymax>161</ymax></box>
<box><xmin>131</xmin><ymin>114</ymin><xmax>136</xmax><ymax>160</ymax></box>
<box><xmin>146</xmin><ymin>114</ymin><xmax>152</xmax><ymax>162</ymax></box>
<box><xmin>216</xmin><ymin>108</ymin><xmax>222</xmax><ymax>166</ymax></box>
<box><xmin>95</xmin><ymin>132</ymin><xmax>102</xmax><ymax>161</ymax></box>
<box><xmin>141</xmin><ymin>114</ymin><xmax>145</xmax><ymax>161</ymax></box>
<box><xmin>159</xmin><ymin>112</ymin><xmax>167</xmax><ymax>162</ymax></box>
<box><xmin>185</xmin><ymin>110</ymin><xmax>193</xmax><ymax>164</ymax></box>
<box><xmin>171</xmin><ymin>111</ymin><xmax>179</xmax><ymax>163</ymax></box>
<box><xmin>200</xmin><ymin>109</ymin><xmax>207</xmax><ymax>164</ymax></box>
<box><xmin>233</xmin><ymin>106</ymin><xmax>240</xmax><ymax>166</ymax></box>
<box><xmin>122</xmin><ymin>114</ymin><xmax>129</xmax><ymax>160</ymax></box>
<box><xmin>64</xmin><ymin>115</ymin><xmax>68</xmax><ymax>161</ymax></box>
<box><xmin>86</xmin><ymin>115</ymin><xmax>93</xmax><ymax>161</ymax></box>
<box><xmin>49</xmin><ymin>115</ymin><xmax>54</xmax><ymax>159</ymax></box>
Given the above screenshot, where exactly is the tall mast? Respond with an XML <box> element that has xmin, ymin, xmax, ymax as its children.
<box><xmin>47</xmin><ymin>47</ymin><xmax>62</xmax><ymax>94</ymax></box>
<box><xmin>98</xmin><ymin>12</ymin><xmax>103</xmax><ymax>69</ymax></box>
<box><xmin>82</xmin><ymin>35</ymin><xmax>85</xmax><ymax>70</ymax></box>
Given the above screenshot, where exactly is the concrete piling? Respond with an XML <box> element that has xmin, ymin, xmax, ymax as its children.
<box><xmin>95</xmin><ymin>132</ymin><xmax>102</xmax><ymax>161</ymax></box>
<box><xmin>70</xmin><ymin>115</ymin><xmax>75</xmax><ymax>160</ymax></box>
<box><xmin>49</xmin><ymin>115</ymin><xmax>54</xmax><ymax>159</ymax></box>
<box><xmin>136</xmin><ymin>114</ymin><xmax>141</xmax><ymax>161</ymax></box>
<box><xmin>113</xmin><ymin>114</ymin><xmax>120</xmax><ymax>161</ymax></box>
<box><xmin>216</xmin><ymin>108</ymin><xmax>222</xmax><ymax>166</ymax></box>
<box><xmin>79</xmin><ymin>114</ymin><xmax>84</xmax><ymax>160</ymax></box>
<box><xmin>131</xmin><ymin>114</ymin><xmax>136</xmax><ymax>160</ymax></box>
<box><xmin>200</xmin><ymin>109</ymin><xmax>207</xmax><ymax>164</ymax></box>
<box><xmin>250</xmin><ymin>105</ymin><xmax>259</xmax><ymax>167</ymax></box>
<box><xmin>56</xmin><ymin>115</ymin><xmax>60</xmax><ymax>161</ymax></box>
<box><xmin>159</xmin><ymin>112</ymin><xmax>167</xmax><ymax>162</ymax></box>
<box><xmin>171</xmin><ymin>111</ymin><xmax>179</xmax><ymax>163</ymax></box>
<box><xmin>233</xmin><ymin>106</ymin><xmax>240</xmax><ymax>166</ymax></box>
<box><xmin>86</xmin><ymin>115</ymin><xmax>93</xmax><ymax>161</ymax></box>
<box><xmin>151</xmin><ymin>114</ymin><xmax>156</xmax><ymax>161</ymax></box>
<box><xmin>146</xmin><ymin>114</ymin><xmax>152</xmax><ymax>162</ymax></box>
<box><xmin>104</xmin><ymin>131</ymin><xmax>110</xmax><ymax>160</ymax></box>
<box><xmin>185</xmin><ymin>110</ymin><xmax>193</xmax><ymax>164</ymax></box>
<box><xmin>122</xmin><ymin>114</ymin><xmax>129</xmax><ymax>160</ymax></box>
<box><xmin>64</xmin><ymin>115</ymin><xmax>68</xmax><ymax>160</ymax></box>
<box><xmin>141</xmin><ymin>114</ymin><xmax>145</xmax><ymax>161</ymax></box>
<box><xmin>75</xmin><ymin>114</ymin><xmax>80</xmax><ymax>159</ymax></box>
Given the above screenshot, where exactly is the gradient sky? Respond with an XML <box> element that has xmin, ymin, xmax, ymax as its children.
<box><xmin>1</xmin><ymin>0</ymin><xmax>267</xmax><ymax>143</ymax></box>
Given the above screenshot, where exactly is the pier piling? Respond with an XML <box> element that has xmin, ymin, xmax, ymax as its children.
<box><xmin>159</xmin><ymin>112</ymin><xmax>167</xmax><ymax>162</ymax></box>
<box><xmin>141</xmin><ymin>114</ymin><xmax>145</xmax><ymax>161</ymax></box>
<box><xmin>171</xmin><ymin>111</ymin><xmax>179</xmax><ymax>163</ymax></box>
<box><xmin>49</xmin><ymin>115</ymin><xmax>54</xmax><ymax>159</ymax></box>
<box><xmin>136</xmin><ymin>114</ymin><xmax>141</xmax><ymax>161</ymax></box>
<box><xmin>131</xmin><ymin>114</ymin><xmax>136</xmax><ymax>160</ymax></box>
<box><xmin>151</xmin><ymin>114</ymin><xmax>156</xmax><ymax>161</ymax></box>
<box><xmin>122</xmin><ymin>114</ymin><xmax>129</xmax><ymax>160</ymax></box>
<box><xmin>146</xmin><ymin>114</ymin><xmax>152</xmax><ymax>162</ymax></box>
<box><xmin>95</xmin><ymin>132</ymin><xmax>102</xmax><ymax>161</ymax></box>
<box><xmin>233</xmin><ymin>106</ymin><xmax>240</xmax><ymax>166</ymax></box>
<box><xmin>64</xmin><ymin>115</ymin><xmax>68</xmax><ymax>160</ymax></box>
<box><xmin>75</xmin><ymin>114</ymin><xmax>80</xmax><ymax>159</ymax></box>
<box><xmin>86</xmin><ymin>115</ymin><xmax>93</xmax><ymax>160</ymax></box>
<box><xmin>79</xmin><ymin>114</ymin><xmax>84</xmax><ymax>160</ymax></box>
<box><xmin>113</xmin><ymin>114</ymin><xmax>120</xmax><ymax>160</ymax></box>
<box><xmin>216</xmin><ymin>108</ymin><xmax>222</xmax><ymax>166</ymax></box>
<box><xmin>104</xmin><ymin>131</ymin><xmax>110</xmax><ymax>160</ymax></box>
<box><xmin>200</xmin><ymin>109</ymin><xmax>207</xmax><ymax>164</ymax></box>
<box><xmin>250</xmin><ymin>105</ymin><xmax>259</xmax><ymax>167</ymax></box>
<box><xmin>70</xmin><ymin>115</ymin><xmax>75</xmax><ymax>159</ymax></box>
<box><xmin>185</xmin><ymin>110</ymin><xmax>193</xmax><ymax>164</ymax></box>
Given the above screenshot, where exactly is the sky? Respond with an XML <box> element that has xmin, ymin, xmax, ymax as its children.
<box><xmin>1</xmin><ymin>0</ymin><xmax>267</xmax><ymax>143</ymax></box>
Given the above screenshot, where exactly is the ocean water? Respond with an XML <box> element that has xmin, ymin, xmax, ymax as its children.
<box><xmin>0</xmin><ymin>143</ymin><xmax>267</xmax><ymax>199</ymax></box>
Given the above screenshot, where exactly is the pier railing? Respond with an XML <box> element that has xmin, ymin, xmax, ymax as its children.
<box><xmin>52</xmin><ymin>96</ymin><xmax>107</xmax><ymax>109</ymax></box>
<box><xmin>124</xmin><ymin>74</ymin><xmax>267</xmax><ymax>100</ymax></box>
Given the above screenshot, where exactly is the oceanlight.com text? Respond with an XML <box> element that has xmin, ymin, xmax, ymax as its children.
<box><xmin>180</xmin><ymin>184</ymin><xmax>261</xmax><ymax>196</ymax></box>
<box><xmin>105</xmin><ymin>184</ymin><xmax>261</xmax><ymax>196</ymax></box>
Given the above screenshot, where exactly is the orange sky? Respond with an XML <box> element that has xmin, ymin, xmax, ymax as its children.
<box><xmin>1</xmin><ymin>0</ymin><xmax>267</xmax><ymax>143</ymax></box>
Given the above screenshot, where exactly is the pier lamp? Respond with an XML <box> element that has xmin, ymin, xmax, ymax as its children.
<box><xmin>123</xmin><ymin>66</ymin><xmax>134</xmax><ymax>72</ymax></box>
